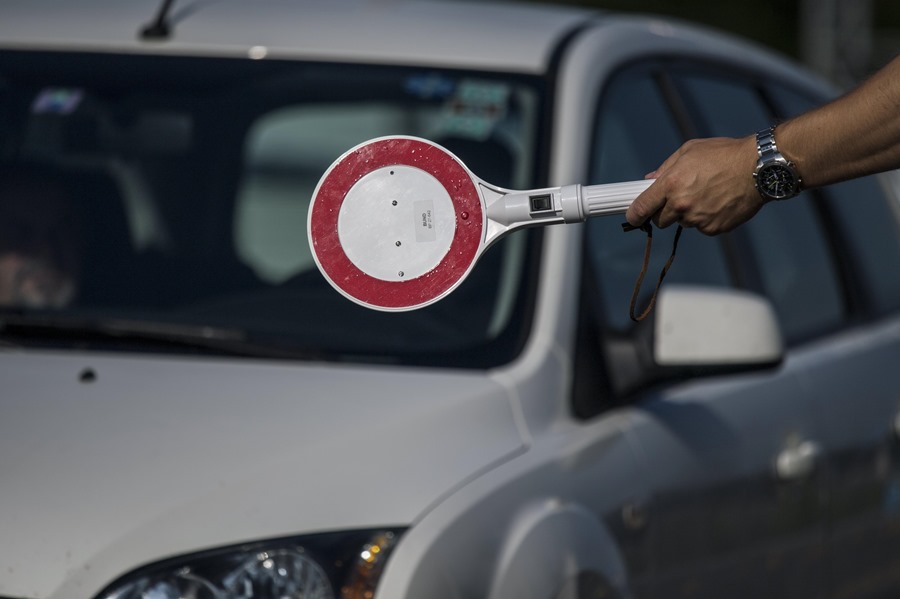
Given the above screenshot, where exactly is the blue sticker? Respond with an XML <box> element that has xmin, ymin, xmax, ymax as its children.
<box><xmin>32</xmin><ymin>88</ymin><xmax>84</xmax><ymax>115</ymax></box>
<box><xmin>404</xmin><ymin>73</ymin><xmax>456</xmax><ymax>100</ymax></box>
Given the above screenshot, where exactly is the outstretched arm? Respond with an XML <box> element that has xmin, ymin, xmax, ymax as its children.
<box><xmin>625</xmin><ymin>55</ymin><xmax>900</xmax><ymax>235</ymax></box>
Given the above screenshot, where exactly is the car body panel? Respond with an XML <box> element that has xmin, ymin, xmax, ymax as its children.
<box><xmin>0</xmin><ymin>0</ymin><xmax>590</xmax><ymax>72</ymax></box>
<box><xmin>2</xmin><ymin>1</ymin><xmax>900</xmax><ymax>599</ymax></box>
<box><xmin>0</xmin><ymin>349</ymin><xmax>524</xmax><ymax>598</ymax></box>
<box><xmin>620</xmin><ymin>366</ymin><xmax>825</xmax><ymax>597</ymax></box>
<box><xmin>375</xmin><ymin>408</ymin><xmax>640</xmax><ymax>599</ymax></box>
<box><xmin>794</xmin><ymin>316</ymin><xmax>900</xmax><ymax>595</ymax></box>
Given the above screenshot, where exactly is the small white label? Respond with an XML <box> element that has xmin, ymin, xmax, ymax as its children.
<box><xmin>414</xmin><ymin>200</ymin><xmax>436</xmax><ymax>242</ymax></box>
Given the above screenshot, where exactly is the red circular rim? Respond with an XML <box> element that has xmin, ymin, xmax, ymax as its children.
<box><xmin>309</xmin><ymin>137</ymin><xmax>484</xmax><ymax>310</ymax></box>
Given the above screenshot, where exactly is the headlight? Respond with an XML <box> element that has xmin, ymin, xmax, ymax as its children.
<box><xmin>98</xmin><ymin>529</ymin><xmax>403</xmax><ymax>599</ymax></box>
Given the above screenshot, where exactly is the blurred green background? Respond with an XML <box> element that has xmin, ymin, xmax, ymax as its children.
<box><xmin>531</xmin><ymin>0</ymin><xmax>900</xmax><ymax>87</ymax></box>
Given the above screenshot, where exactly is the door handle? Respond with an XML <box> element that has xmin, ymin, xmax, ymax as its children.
<box><xmin>775</xmin><ymin>439</ymin><xmax>822</xmax><ymax>481</ymax></box>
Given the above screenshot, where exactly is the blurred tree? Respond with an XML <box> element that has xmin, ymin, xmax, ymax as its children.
<box><xmin>801</xmin><ymin>0</ymin><xmax>873</xmax><ymax>87</ymax></box>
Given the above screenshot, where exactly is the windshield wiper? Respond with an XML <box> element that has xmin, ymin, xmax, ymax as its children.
<box><xmin>0</xmin><ymin>313</ymin><xmax>325</xmax><ymax>360</ymax></box>
<box><xmin>140</xmin><ymin>0</ymin><xmax>178</xmax><ymax>40</ymax></box>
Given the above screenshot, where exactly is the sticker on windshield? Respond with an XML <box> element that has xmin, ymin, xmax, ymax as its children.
<box><xmin>32</xmin><ymin>88</ymin><xmax>84</xmax><ymax>115</ymax></box>
<box><xmin>404</xmin><ymin>72</ymin><xmax>456</xmax><ymax>100</ymax></box>
<box><xmin>437</xmin><ymin>80</ymin><xmax>510</xmax><ymax>140</ymax></box>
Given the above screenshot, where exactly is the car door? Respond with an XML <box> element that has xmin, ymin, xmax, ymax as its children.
<box><xmin>791</xmin><ymin>176</ymin><xmax>900</xmax><ymax>598</ymax></box>
<box><xmin>577</xmin><ymin>60</ymin><xmax>827</xmax><ymax>598</ymax></box>
<box><xmin>746</xmin><ymin>84</ymin><xmax>900</xmax><ymax>598</ymax></box>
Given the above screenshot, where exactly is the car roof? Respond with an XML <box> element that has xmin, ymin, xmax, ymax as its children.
<box><xmin>0</xmin><ymin>0</ymin><xmax>596</xmax><ymax>73</ymax></box>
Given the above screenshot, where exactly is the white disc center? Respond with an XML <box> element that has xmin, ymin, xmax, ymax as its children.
<box><xmin>338</xmin><ymin>165</ymin><xmax>456</xmax><ymax>282</ymax></box>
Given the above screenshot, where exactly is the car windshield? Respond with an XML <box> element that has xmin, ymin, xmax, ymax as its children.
<box><xmin>0</xmin><ymin>51</ymin><xmax>545</xmax><ymax>367</ymax></box>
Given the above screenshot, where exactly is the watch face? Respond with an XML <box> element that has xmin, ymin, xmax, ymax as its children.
<box><xmin>757</xmin><ymin>163</ymin><xmax>799</xmax><ymax>199</ymax></box>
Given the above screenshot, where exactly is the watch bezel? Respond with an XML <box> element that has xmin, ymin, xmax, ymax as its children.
<box><xmin>754</xmin><ymin>159</ymin><xmax>801</xmax><ymax>200</ymax></box>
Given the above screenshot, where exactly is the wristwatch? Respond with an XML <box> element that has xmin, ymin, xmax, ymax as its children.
<box><xmin>753</xmin><ymin>126</ymin><xmax>802</xmax><ymax>201</ymax></box>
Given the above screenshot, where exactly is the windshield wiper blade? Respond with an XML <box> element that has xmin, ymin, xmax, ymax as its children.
<box><xmin>0</xmin><ymin>313</ymin><xmax>325</xmax><ymax>360</ymax></box>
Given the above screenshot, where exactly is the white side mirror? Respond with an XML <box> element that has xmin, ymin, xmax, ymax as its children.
<box><xmin>653</xmin><ymin>285</ymin><xmax>783</xmax><ymax>367</ymax></box>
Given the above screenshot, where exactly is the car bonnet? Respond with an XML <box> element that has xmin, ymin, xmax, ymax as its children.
<box><xmin>0</xmin><ymin>349</ymin><xmax>524</xmax><ymax>598</ymax></box>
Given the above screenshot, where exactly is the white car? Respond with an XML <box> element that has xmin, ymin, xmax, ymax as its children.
<box><xmin>2</xmin><ymin>1</ymin><xmax>900</xmax><ymax>598</ymax></box>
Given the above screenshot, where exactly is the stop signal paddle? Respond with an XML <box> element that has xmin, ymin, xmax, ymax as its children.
<box><xmin>308</xmin><ymin>135</ymin><xmax>652</xmax><ymax>311</ymax></box>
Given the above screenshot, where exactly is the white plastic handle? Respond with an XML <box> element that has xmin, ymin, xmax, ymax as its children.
<box><xmin>487</xmin><ymin>179</ymin><xmax>653</xmax><ymax>231</ymax></box>
<box><xmin>581</xmin><ymin>179</ymin><xmax>654</xmax><ymax>217</ymax></box>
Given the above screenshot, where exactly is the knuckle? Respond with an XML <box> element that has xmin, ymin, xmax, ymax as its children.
<box><xmin>668</xmin><ymin>196</ymin><xmax>691</xmax><ymax>215</ymax></box>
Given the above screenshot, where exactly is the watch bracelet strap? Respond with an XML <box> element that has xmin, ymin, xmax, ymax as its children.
<box><xmin>756</xmin><ymin>126</ymin><xmax>780</xmax><ymax>163</ymax></box>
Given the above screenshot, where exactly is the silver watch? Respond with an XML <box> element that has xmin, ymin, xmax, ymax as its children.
<box><xmin>753</xmin><ymin>126</ymin><xmax>801</xmax><ymax>201</ymax></box>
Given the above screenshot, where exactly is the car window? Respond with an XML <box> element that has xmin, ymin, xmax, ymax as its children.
<box><xmin>821</xmin><ymin>177</ymin><xmax>900</xmax><ymax>316</ymax></box>
<box><xmin>679</xmin><ymin>72</ymin><xmax>845</xmax><ymax>343</ymax></box>
<box><xmin>586</xmin><ymin>65</ymin><xmax>732</xmax><ymax>332</ymax></box>
<box><xmin>768</xmin><ymin>86</ymin><xmax>900</xmax><ymax>314</ymax></box>
<box><xmin>236</xmin><ymin>104</ymin><xmax>436</xmax><ymax>284</ymax></box>
<box><xmin>0</xmin><ymin>53</ymin><xmax>544</xmax><ymax>367</ymax></box>
<box><xmin>237</xmin><ymin>84</ymin><xmax>537</xmax><ymax>286</ymax></box>
<box><xmin>769</xmin><ymin>85</ymin><xmax>900</xmax><ymax>319</ymax></box>
<box><xmin>678</xmin><ymin>73</ymin><xmax>770</xmax><ymax>137</ymax></box>
<box><xmin>739</xmin><ymin>196</ymin><xmax>845</xmax><ymax>341</ymax></box>
<box><xmin>766</xmin><ymin>85</ymin><xmax>819</xmax><ymax>119</ymax></box>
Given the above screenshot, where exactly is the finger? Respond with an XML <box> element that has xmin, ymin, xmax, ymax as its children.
<box><xmin>654</xmin><ymin>204</ymin><xmax>682</xmax><ymax>229</ymax></box>
<box><xmin>625</xmin><ymin>178</ymin><xmax>666</xmax><ymax>227</ymax></box>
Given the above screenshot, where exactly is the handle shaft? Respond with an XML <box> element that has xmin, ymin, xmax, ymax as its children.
<box><xmin>581</xmin><ymin>179</ymin><xmax>654</xmax><ymax>217</ymax></box>
<box><xmin>487</xmin><ymin>179</ymin><xmax>655</xmax><ymax>229</ymax></box>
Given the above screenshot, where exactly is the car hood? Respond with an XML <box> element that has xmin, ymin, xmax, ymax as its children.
<box><xmin>0</xmin><ymin>348</ymin><xmax>524</xmax><ymax>599</ymax></box>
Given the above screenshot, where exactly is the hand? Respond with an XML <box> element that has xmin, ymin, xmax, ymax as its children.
<box><xmin>625</xmin><ymin>135</ymin><xmax>764</xmax><ymax>236</ymax></box>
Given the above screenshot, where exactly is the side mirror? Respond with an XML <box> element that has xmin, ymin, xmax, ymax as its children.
<box><xmin>606</xmin><ymin>285</ymin><xmax>784</xmax><ymax>395</ymax></box>
<box><xmin>653</xmin><ymin>285</ymin><xmax>783</xmax><ymax>368</ymax></box>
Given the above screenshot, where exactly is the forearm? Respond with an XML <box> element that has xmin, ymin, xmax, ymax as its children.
<box><xmin>625</xmin><ymin>56</ymin><xmax>900</xmax><ymax>235</ymax></box>
<box><xmin>778</xmin><ymin>55</ymin><xmax>900</xmax><ymax>188</ymax></box>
